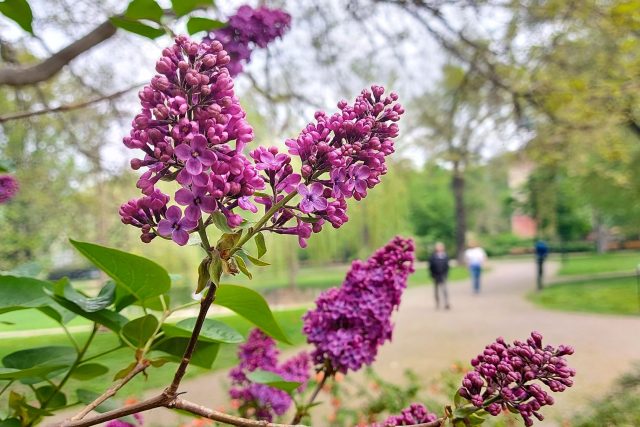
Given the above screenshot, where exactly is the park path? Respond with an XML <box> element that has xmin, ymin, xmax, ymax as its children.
<box><xmin>54</xmin><ymin>259</ymin><xmax>640</xmax><ymax>426</ymax></box>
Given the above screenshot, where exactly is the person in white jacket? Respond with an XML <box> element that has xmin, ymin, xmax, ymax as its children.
<box><xmin>464</xmin><ymin>242</ymin><xmax>487</xmax><ymax>294</ymax></box>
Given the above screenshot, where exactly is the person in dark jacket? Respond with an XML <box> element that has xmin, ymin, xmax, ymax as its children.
<box><xmin>535</xmin><ymin>239</ymin><xmax>549</xmax><ymax>291</ymax></box>
<box><xmin>428</xmin><ymin>242</ymin><xmax>450</xmax><ymax>309</ymax></box>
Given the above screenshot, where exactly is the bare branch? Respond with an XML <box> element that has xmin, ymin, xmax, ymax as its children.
<box><xmin>0</xmin><ymin>83</ymin><xmax>142</xmax><ymax>123</ymax></box>
<box><xmin>166</xmin><ymin>280</ymin><xmax>217</xmax><ymax>395</ymax></box>
<box><xmin>0</xmin><ymin>20</ymin><xmax>117</xmax><ymax>86</ymax></box>
<box><xmin>69</xmin><ymin>360</ymin><xmax>150</xmax><ymax>422</ymax></box>
<box><xmin>170</xmin><ymin>398</ymin><xmax>308</xmax><ymax>427</ymax></box>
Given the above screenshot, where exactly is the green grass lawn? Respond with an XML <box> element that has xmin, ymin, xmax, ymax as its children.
<box><xmin>529</xmin><ymin>276</ymin><xmax>640</xmax><ymax>315</ymax></box>
<box><xmin>558</xmin><ymin>251</ymin><xmax>640</xmax><ymax>276</ymax></box>
<box><xmin>225</xmin><ymin>264</ymin><xmax>469</xmax><ymax>291</ymax></box>
<box><xmin>0</xmin><ymin>308</ymin><xmax>307</xmax><ymax>400</ymax></box>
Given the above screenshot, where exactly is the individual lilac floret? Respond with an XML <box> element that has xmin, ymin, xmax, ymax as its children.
<box><xmin>458</xmin><ymin>332</ymin><xmax>576</xmax><ymax>426</ymax></box>
<box><xmin>120</xmin><ymin>35</ymin><xmax>265</xmax><ymax>243</ymax></box>
<box><xmin>303</xmin><ymin>237</ymin><xmax>415</xmax><ymax>374</ymax></box>
<box><xmin>229</xmin><ymin>329</ymin><xmax>311</xmax><ymax>422</ymax></box>
<box><xmin>0</xmin><ymin>174</ymin><xmax>18</xmax><ymax>204</ymax></box>
<box><xmin>374</xmin><ymin>403</ymin><xmax>438</xmax><ymax>427</ymax></box>
<box><xmin>207</xmin><ymin>5</ymin><xmax>291</xmax><ymax>76</ymax></box>
<box><xmin>254</xmin><ymin>86</ymin><xmax>403</xmax><ymax>248</ymax></box>
<box><xmin>157</xmin><ymin>206</ymin><xmax>196</xmax><ymax>246</ymax></box>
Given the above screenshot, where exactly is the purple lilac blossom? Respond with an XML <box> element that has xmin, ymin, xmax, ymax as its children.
<box><xmin>207</xmin><ymin>5</ymin><xmax>291</xmax><ymax>76</ymax></box>
<box><xmin>0</xmin><ymin>174</ymin><xmax>18</xmax><ymax>204</ymax></box>
<box><xmin>374</xmin><ymin>403</ymin><xmax>438</xmax><ymax>427</ymax></box>
<box><xmin>105</xmin><ymin>413</ymin><xmax>143</xmax><ymax>427</ymax></box>
<box><xmin>303</xmin><ymin>237</ymin><xmax>415</xmax><ymax>374</ymax></box>
<box><xmin>253</xmin><ymin>86</ymin><xmax>404</xmax><ymax>248</ymax></box>
<box><xmin>229</xmin><ymin>329</ymin><xmax>311</xmax><ymax>422</ymax></box>
<box><xmin>119</xmin><ymin>35</ymin><xmax>265</xmax><ymax>244</ymax></box>
<box><xmin>458</xmin><ymin>332</ymin><xmax>575</xmax><ymax>426</ymax></box>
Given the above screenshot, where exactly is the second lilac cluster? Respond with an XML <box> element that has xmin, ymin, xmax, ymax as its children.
<box><xmin>209</xmin><ymin>5</ymin><xmax>291</xmax><ymax>76</ymax></box>
<box><xmin>303</xmin><ymin>237</ymin><xmax>415</xmax><ymax>373</ymax></box>
<box><xmin>229</xmin><ymin>329</ymin><xmax>310</xmax><ymax>422</ymax></box>
<box><xmin>374</xmin><ymin>403</ymin><xmax>438</xmax><ymax>427</ymax></box>
<box><xmin>458</xmin><ymin>332</ymin><xmax>575</xmax><ymax>426</ymax></box>
<box><xmin>253</xmin><ymin>86</ymin><xmax>404</xmax><ymax>248</ymax></box>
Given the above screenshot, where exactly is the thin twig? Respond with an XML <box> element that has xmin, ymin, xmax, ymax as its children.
<box><xmin>0</xmin><ymin>83</ymin><xmax>143</xmax><ymax>123</ymax></box>
<box><xmin>69</xmin><ymin>360</ymin><xmax>150</xmax><ymax>421</ymax></box>
<box><xmin>291</xmin><ymin>368</ymin><xmax>330</xmax><ymax>424</ymax></box>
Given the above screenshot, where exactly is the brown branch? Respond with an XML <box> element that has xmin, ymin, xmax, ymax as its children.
<box><xmin>170</xmin><ymin>398</ymin><xmax>307</xmax><ymax>427</ymax></box>
<box><xmin>411</xmin><ymin>419</ymin><xmax>445</xmax><ymax>427</ymax></box>
<box><xmin>68</xmin><ymin>360</ymin><xmax>150</xmax><ymax>422</ymax></box>
<box><xmin>0</xmin><ymin>20</ymin><xmax>117</xmax><ymax>86</ymax></box>
<box><xmin>0</xmin><ymin>83</ymin><xmax>142</xmax><ymax>123</ymax></box>
<box><xmin>165</xmin><ymin>280</ymin><xmax>217</xmax><ymax>395</ymax></box>
<box><xmin>56</xmin><ymin>394</ymin><xmax>171</xmax><ymax>427</ymax></box>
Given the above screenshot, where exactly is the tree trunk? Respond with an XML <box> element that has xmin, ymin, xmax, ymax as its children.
<box><xmin>452</xmin><ymin>164</ymin><xmax>467</xmax><ymax>263</ymax></box>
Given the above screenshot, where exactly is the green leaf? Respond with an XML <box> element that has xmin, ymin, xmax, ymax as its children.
<box><xmin>152</xmin><ymin>338</ymin><xmax>219</xmax><ymax>369</ymax></box>
<box><xmin>0</xmin><ymin>275</ymin><xmax>52</xmax><ymax>314</ymax></box>
<box><xmin>208</xmin><ymin>255</ymin><xmax>222</xmax><ymax>287</ymax></box>
<box><xmin>109</xmin><ymin>16</ymin><xmax>165</xmax><ymax>39</ymax></box>
<box><xmin>246</xmin><ymin>255</ymin><xmax>270</xmax><ymax>266</ymax></box>
<box><xmin>122</xmin><ymin>314</ymin><xmax>159</xmax><ymax>347</ymax></box>
<box><xmin>0</xmin><ymin>0</ymin><xmax>33</xmax><ymax>34</ymax></box>
<box><xmin>0</xmin><ymin>419</ymin><xmax>21</xmax><ymax>427</ymax></box>
<box><xmin>254</xmin><ymin>232</ymin><xmax>266</xmax><ymax>258</ymax></box>
<box><xmin>52</xmin><ymin>279</ymin><xmax>115</xmax><ymax>313</ymax></box>
<box><xmin>454</xmin><ymin>390</ymin><xmax>463</xmax><ymax>408</ymax></box>
<box><xmin>186</xmin><ymin>17</ymin><xmax>224</xmax><ymax>35</ymax></box>
<box><xmin>196</xmin><ymin>258</ymin><xmax>210</xmax><ymax>294</ymax></box>
<box><xmin>2</xmin><ymin>346</ymin><xmax>75</xmax><ymax>383</ymax></box>
<box><xmin>234</xmin><ymin>255</ymin><xmax>252</xmax><ymax>279</ymax></box>
<box><xmin>34</xmin><ymin>386</ymin><xmax>66</xmax><ymax>409</ymax></box>
<box><xmin>215</xmin><ymin>285</ymin><xmax>290</xmax><ymax>344</ymax></box>
<box><xmin>211</xmin><ymin>211</ymin><xmax>233</xmax><ymax>233</ymax></box>
<box><xmin>3</xmin><ymin>346</ymin><xmax>75</xmax><ymax>371</ymax></box>
<box><xmin>163</xmin><ymin>318</ymin><xmax>244</xmax><ymax>344</ymax></box>
<box><xmin>0</xmin><ymin>366</ymin><xmax>67</xmax><ymax>381</ymax></box>
<box><xmin>113</xmin><ymin>362</ymin><xmax>136</xmax><ymax>380</ymax></box>
<box><xmin>171</xmin><ymin>0</ymin><xmax>213</xmax><ymax>17</ymax></box>
<box><xmin>246</xmin><ymin>370</ymin><xmax>301</xmax><ymax>393</ymax></box>
<box><xmin>69</xmin><ymin>240</ymin><xmax>170</xmax><ymax>305</ymax></box>
<box><xmin>125</xmin><ymin>0</ymin><xmax>163</xmax><ymax>22</ymax></box>
<box><xmin>39</xmin><ymin>303</ymin><xmax>76</xmax><ymax>325</ymax></box>
<box><xmin>45</xmin><ymin>291</ymin><xmax>127</xmax><ymax>332</ymax></box>
<box><xmin>71</xmin><ymin>363</ymin><xmax>109</xmax><ymax>380</ymax></box>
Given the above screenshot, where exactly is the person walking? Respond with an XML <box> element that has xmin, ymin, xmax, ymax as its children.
<box><xmin>464</xmin><ymin>242</ymin><xmax>487</xmax><ymax>294</ymax></box>
<box><xmin>535</xmin><ymin>239</ymin><xmax>549</xmax><ymax>291</ymax></box>
<box><xmin>428</xmin><ymin>242</ymin><xmax>450</xmax><ymax>309</ymax></box>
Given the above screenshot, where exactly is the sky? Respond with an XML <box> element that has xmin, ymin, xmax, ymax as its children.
<box><xmin>0</xmin><ymin>0</ymin><xmax>528</xmax><ymax>170</ymax></box>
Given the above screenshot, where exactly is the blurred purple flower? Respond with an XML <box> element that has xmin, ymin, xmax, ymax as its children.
<box><xmin>0</xmin><ymin>174</ymin><xmax>19</xmax><ymax>204</ymax></box>
<box><xmin>207</xmin><ymin>5</ymin><xmax>292</xmax><ymax>76</ymax></box>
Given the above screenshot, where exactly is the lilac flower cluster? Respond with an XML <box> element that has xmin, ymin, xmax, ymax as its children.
<box><xmin>119</xmin><ymin>36</ymin><xmax>264</xmax><ymax>245</ymax></box>
<box><xmin>209</xmin><ymin>5</ymin><xmax>291</xmax><ymax>76</ymax></box>
<box><xmin>0</xmin><ymin>174</ymin><xmax>18</xmax><ymax>204</ymax></box>
<box><xmin>229</xmin><ymin>329</ymin><xmax>310</xmax><ymax>422</ymax></box>
<box><xmin>253</xmin><ymin>86</ymin><xmax>404</xmax><ymax>247</ymax></box>
<box><xmin>374</xmin><ymin>403</ymin><xmax>438</xmax><ymax>427</ymax></box>
<box><xmin>303</xmin><ymin>237</ymin><xmax>415</xmax><ymax>373</ymax></box>
<box><xmin>458</xmin><ymin>332</ymin><xmax>575</xmax><ymax>426</ymax></box>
